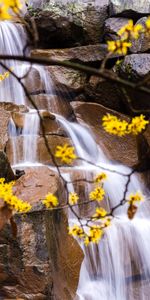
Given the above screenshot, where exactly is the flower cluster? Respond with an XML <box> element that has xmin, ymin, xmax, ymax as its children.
<box><xmin>102</xmin><ymin>114</ymin><xmax>149</xmax><ymax>137</ymax></box>
<box><xmin>0</xmin><ymin>70</ymin><xmax>11</xmax><ymax>82</ymax></box>
<box><xmin>0</xmin><ymin>178</ymin><xmax>31</xmax><ymax>213</ymax></box>
<box><xmin>0</xmin><ymin>0</ymin><xmax>22</xmax><ymax>19</ymax></box>
<box><xmin>107</xmin><ymin>40</ymin><xmax>131</xmax><ymax>55</ymax></box>
<box><xmin>95</xmin><ymin>172</ymin><xmax>107</xmax><ymax>183</ymax></box>
<box><xmin>107</xmin><ymin>19</ymin><xmax>149</xmax><ymax>55</ymax></box>
<box><xmin>69</xmin><ymin>192</ymin><xmax>79</xmax><ymax>205</ymax></box>
<box><xmin>89</xmin><ymin>187</ymin><xmax>105</xmax><ymax>202</ymax></box>
<box><xmin>42</xmin><ymin>193</ymin><xmax>59</xmax><ymax>209</ymax></box>
<box><xmin>127</xmin><ymin>192</ymin><xmax>144</xmax><ymax>205</ymax></box>
<box><xmin>55</xmin><ymin>144</ymin><xmax>77</xmax><ymax>164</ymax></box>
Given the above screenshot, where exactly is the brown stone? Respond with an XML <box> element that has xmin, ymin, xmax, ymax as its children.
<box><xmin>104</xmin><ymin>17</ymin><xmax>130</xmax><ymax>41</ymax></box>
<box><xmin>31</xmin><ymin>44</ymin><xmax>109</xmax><ymax>63</ymax></box>
<box><xmin>0</xmin><ymin>167</ymin><xmax>83</xmax><ymax>299</ymax></box>
<box><xmin>131</xmin><ymin>17</ymin><xmax>150</xmax><ymax>53</ymax></box>
<box><xmin>71</xmin><ymin>101</ymin><xmax>146</xmax><ymax>167</ymax></box>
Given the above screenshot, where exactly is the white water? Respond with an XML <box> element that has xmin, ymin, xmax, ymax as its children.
<box><xmin>1</xmin><ymin>18</ymin><xmax>150</xmax><ymax>300</ymax></box>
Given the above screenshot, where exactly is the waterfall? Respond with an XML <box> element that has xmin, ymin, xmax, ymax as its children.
<box><xmin>1</xmin><ymin>16</ymin><xmax>150</xmax><ymax>300</ymax></box>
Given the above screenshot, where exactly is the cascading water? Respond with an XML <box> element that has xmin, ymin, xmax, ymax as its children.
<box><xmin>1</xmin><ymin>14</ymin><xmax>150</xmax><ymax>300</ymax></box>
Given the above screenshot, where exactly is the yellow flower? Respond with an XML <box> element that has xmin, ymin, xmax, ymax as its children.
<box><xmin>145</xmin><ymin>17</ymin><xmax>150</xmax><ymax>36</ymax></box>
<box><xmin>95</xmin><ymin>172</ymin><xmax>107</xmax><ymax>183</ymax></box>
<box><xmin>68</xmin><ymin>225</ymin><xmax>84</xmax><ymax>238</ymax></box>
<box><xmin>69</xmin><ymin>192</ymin><xmax>79</xmax><ymax>205</ymax></box>
<box><xmin>128</xmin><ymin>115</ymin><xmax>149</xmax><ymax>135</ymax></box>
<box><xmin>107</xmin><ymin>40</ymin><xmax>131</xmax><ymax>55</ymax></box>
<box><xmin>127</xmin><ymin>192</ymin><xmax>144</xmax><ymax>204</ymax></box>
<box><xmin>93</xmin><ymin>207</ymin><xmax>107</xmax><ymax>219</ymax></box>
<box><xmin>118</xmin><ymin>20</ymin><xmax>143</xmax><ymax>40</ymax></box>
<box><xmin>55</xmin><ymin>144</ymin><xmax>77</xmax><ymax>164</ymax></box>
<box><xmin>89</xmin><ymin>187</ymin><xmax>105</xmax><ymax>202</ymax></box>
<box><xmin>42</xmin><ymin>193</ymin><xmax>59</xmax><ymax>209</ymax></box>
<box><xmin>0</xmin><ymin>0</ymin><xmax>22</xmax><ymax>19</ymax></box>
<box><xmin>102</xmin><ymin>114</ymin><xmax>129</xmax><ymax>137</ymax></box>
<box><xmin>84</xmin><ymin>225</ymin><xmax>104</xmax><ymax>245</ymax></box>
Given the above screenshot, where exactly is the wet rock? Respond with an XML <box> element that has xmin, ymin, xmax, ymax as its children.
<box><xmin>109</xmin><ymin>0</ymin><xmax>150</xmax><ymax>16</ymax></box>
<box><xmin>0</xmin><ymin>167</ymin><xmax>83</xmax><ymax>299</ymax></box>
<box><xmin>6</xmin><ymin>135</ymin><xmax>72</xmax><ymax>165</ymax></box>
<box><xmin>0</xmin><ymin>151</ymin><xmax>15</xmax><ymax>181</ymax></box>
<box><xmin>104</xmin><ymin>17</ymin><xmax>130</xmax><ymax>41</ymax></box>
<box><xmin>71</xmin><ymin>101</ymin><xmax>147</xmax><ymax>167</ymax></box>
<box><xmin>23</xmin><ymin>67</ymin><xmax>45</xmax><ymax>94</ymax></box>
<box><xmin>27</xmin><ymin>94</ymin><xmax>74</xmax><ymax>120</ymax></box>
<box><xmin>131</xmin><ymin>17</ymin><xmax>150</xmax><ymax>53</ymax></box>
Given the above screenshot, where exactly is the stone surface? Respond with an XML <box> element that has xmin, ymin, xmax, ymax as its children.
<box><xmin>0</xmin><ymin>151</ymin><xmax>15</xmax><ymax>182</ymax></box>
<box><xmin>25</xmin><ymin>10</ymin><xmax>87</xmax><ymax>48</ymax></box>
<box><xmin>26</xmin><ymin>94</ymin><xmax>74</xmax><ymax>119</ymax></box>
<box><xmin>118</xmin><ymin>54</ymin><xmax>150</xmax><ymax>111</ymax></box>
<box><xmin>71</xmin><ymin>101</ymin><xmax>145</xmax><ymax>167</ymax></box>
<box><xmin>131</xmin><ymin>17</ymin><xmax>150</xmax><ymax>53</ymax></box>
<box><xmin>104</xmin><ymin>17</ymin><xmax>130</xmax><ymax>41</ymax></box>
<box><xmin>84</xmin><ymin>76</ymin><xmax>125</xmax><ymax>113</ymax></box>
<box><xmin>0</xmin><ymin>167</ymin><xmax>83</xmax><ymax>299</ymax></box>
<box><xmin>109</xmin><ymin>0</ymin><xmax>150</xmax><ymax>16</ymax></box>
<box><xmin>31</xmin><ymin>44</ymin><xmax>109</xmax><ymax>63</ymax></box>
<box><xmin>47</xmin><ymin>66</ymin><xmax>87</xmax><ymax>92</ymax></box>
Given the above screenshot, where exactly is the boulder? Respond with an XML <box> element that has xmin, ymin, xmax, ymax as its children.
<box><xmin>104</xmin><ymin>17</ymin><xmax>130</xmax><ymax>41</ymax></box>
<box><xmin>71</xmin><ymin>101</ymin><xmax>149</xmax><ymax>167</ymax></box>
<box><xmin>131</xmin><ymin>17</ymin><xmax>150</xmax><ymax>53</ymax></box>
<box><xmin>26</xmin><ymin>0</ymin><xmax>109</xmax><ymax>47</ymax></box>
<box><xmin>0</xmin><ymin>167</ymin><xmax>83</xmax><ymax>299</ymax></box>
<box><xmin>117</xmin><ymin>54</ymin><xmax>150</xmax><ymax>111</ymax></box>
<box><xmin>84</xmin><ymin>76</ymin><xmax>125</xmax><ymax>113</ymax></box>
<box><xmin>25</xmin><ymin>10</ymin><xmax>87</xmax><ymax>48</ymax></box>
<box><xmin>109</xmin><ymin>0</ymin><xmax>150</xmax><ymax>16</ymax></box>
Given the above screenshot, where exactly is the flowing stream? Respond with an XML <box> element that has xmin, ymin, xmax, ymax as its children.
<box><xmin>0</xmin><ymin>19</ymin><xmax>150</xmax><ymax>300</ymax></box>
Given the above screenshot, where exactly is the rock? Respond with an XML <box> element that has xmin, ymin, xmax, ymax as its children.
<box><xmin>31</xmin><ymin>44</ymin><xmax>109</xmax><ymax>63</ymax></box>
<box><xmin>84</xmin><ymin>76</ymin><xmax>125</xmax><ymax>113</ymax></box>
<box><xmin>6</xmin><ymin>135</ymin><xmax>72</xmax><ymax>165</ymax></box>
<box><xmin>23</xmin><ymin>67</ymin><xmax>45</xmax><ymax>94</ymax></box>
<box><xmin>26</xmin><ymin>94</ymin><xmax>74</xmax><ymax>119</ymax></box>
<box><xmin>0</xmin><ymin>167</ymin><xmax>83</xmax><ymax>299</ymax></box>
<box><xmin>109</xmin><ymin>0</ymin><xmax>150</xmax><ymax>16</ymax></box>
<box><xmin>26</xmin><ymin>0</ymin><xmax>109</xmax><ymax>47</ymax></box>
<box><xmin>0</xmin><ymin>151</ymin><xmax>15</xmax><ymax>182</ymax></box>
<box><xmin>0</xmin><ymin>103</ymin><xmax>28</xmax><ymax>151</ymax></box>
<box><xmin>117</xmin><ymin>54</ymin><xmax>150</xmax><ymax>111</ymax></box>
<box><xmin>40</xmin><ymin>110</ymin><xmax>55</xmax><ymax>120</ymax></box>
<box><xmin>104</xmin><ymin>17</ymin><xmax>130</xmax><ymax>41</ymax></box>
<box><xmin>131</xmin><ymin>17</ymin><xmax>150</xmax><ymax>53</ymax></box>
<box><xmin>71</xmin><ymin>101</ymin><xmax>146</xmax><ymax>167</ymax></box>
<box><xmin>47</xmin><ymin>66</ymin><xmax>87</xmax><ymax>92</ymax></box>
<box><xmin>25</xmin><ymin>10</ymin><xmax>87</xmax><ymax>48</ymax></box>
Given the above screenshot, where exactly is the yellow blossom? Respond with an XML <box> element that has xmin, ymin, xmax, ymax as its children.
<box><xmin>127</xmin><ymin>192</ymin><xmax>144</xmax><ymax>205</ymax></box>
<box><xmin>0</xmin><ymin>0</ymin><xmax>22</xmax><ymax>19</ymax></box>
<box><xmin>107</xmin><ymin>40</ymin><xmax>131</xmax><ymax>55</ymax></box>
<box><xmin>118</xmin><ymin>20</ymin><xmax>143</xmax><ymax>40</ymax></box>
<box><xmin>95</xmin><ymin>172</ymin><xmax>107</xmax><ymax>183</ymax></box>
<box><xmin>68</xmin><ymin>224</ymin><xmax>84</xmax><ymax>238</ymax></box>
<box><xmin>93</xmin><ymin>207</ymin><xmax>107</xmax><ymax>219</ymax></box>
<box><xmin>69</xmin><ymin>192</ymin><xmax>79</xmax><ymax>205</ymax></box>
<box><xmin>42</xmin><ymin>193</ymin><xmax>59</xmax><ymax>209</ymax></box>
<box><xmin>89</xmin><ymin>187</ymin><xmax>105</xmax><ymax>202</ymax></box>
<box><xmin>84</xmin><ymin>225</ymin><xmax>104</xmax><ymax>245</ymax></box>
<box><xmin>0</xmin><ymin>178</ymin><xmax>31</xmax><ymax>213</ymax></box>
<box><xmin>145</xmin><ymin>17</ymin><xmax>150</xmax><ymax>36</ymax></box>
<box><xmin>55</xmin><ymin>144</ymin><xmax>77</xmax><ymax>164</ymax></box>
<box><xmin>102</xmin><ymin>114</ymin><xmax>129</xmax><ymax>137</ymax></box>
<box><xmin>128</xmin><ymin>115</ymin><xmax>149</xmax><ymax>135</ymax></box>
